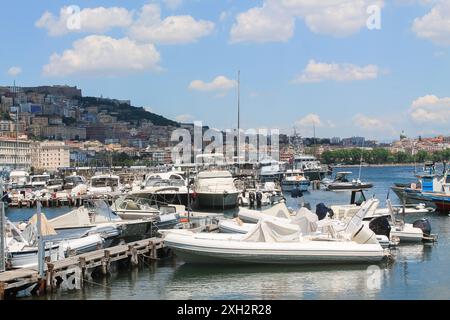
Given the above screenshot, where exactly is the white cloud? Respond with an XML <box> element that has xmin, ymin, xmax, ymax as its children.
<box><xmin>230</xmin><ymin>0</ymin><xmax>384</xmax><ymax>42</ymax></box>
<box><xmin>412</xmin><ymin>1</ymin><xmax>450</xmax><ymax>46</ymax></box>
<box><xmin>35</xmin><ymin>6</ymin><xmax>133</xmax><ymax>36</ymax></box>
<box><xmin>410</xmin><ymin>95</ymin><xmax>450</xmax><ymax>123</ymax></box>
<box><xmin>175</xmin><ymin>114</ymin><xmax>194</xmax><ymax>122</ymax></box>
<box><xmin>188</xmin><ymin>76</ymin><xmax>237</xmax><ymax>92</ymax></box>
<box><xmin>296</xmin><ymin>113</ymin><xmax>323</xmax><ymax>127</ymax></box>
<box><xmin>42</xmin><ymin>35</ymin><xmax>161</xmax><ymax>77</ymax></box>
<box><xmin>294</xmin><ymin>60</ymin><xmax>379</xmax><ymax>83</ymax></box>
<box><xmin>7</xmin><ymin>66</ymin><xmax>22</xmax><ymax>77</ymax></box>
<box><xmin>128</xmin><ymin>4</ymin><xmax>214</xmax><ymax>44</ymax></box>
<box><xmin>230</xmin><ymin>2</ymin><xmax>295</xmax><ymax>43</ymax></box>
<box><xmin>164</xmin><ymin>0</ymin><xmax>183</xmax><ymax>10</ymax></box>
<box><xmin>353</xmin><ymin>114</ymin><xmax>388</xmax><ymax>130</ymax></box>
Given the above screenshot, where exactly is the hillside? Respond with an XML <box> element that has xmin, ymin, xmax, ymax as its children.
<box><xmin>80</xmin><ymin>96</ymin><xmax>179</xmax><ymax>127</ymax></box>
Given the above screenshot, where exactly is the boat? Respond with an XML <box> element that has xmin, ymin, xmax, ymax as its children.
<box><xmin>63</xmin><ymin>175</ymin><xmax>87</xmax><ymax>190</ymax></box>
<box><xmin>163</xmin><ymin>209</ymin><xmax>386</xmax><ymax>265</ymax></box>
<box><xmin>29</xmin><ymin>174</ymin><xmax>50</xmax><ymax>189</ymax></box>
<box><xmin>423</xmin><ymin>193</ymin><xmax>450</xmax><ymax>214</ymax></box>
<box><xmin>129</xmin><ymin>171</ymin><xmax>193</xmax><ymax>206</ymax></box>
<box><xmin>8</xmin><ymin>170</ymin><xmax>29</xmax><ymax>188</ymax></box>
<box><xmin>281</xmin><ymin>169</ymin><xmax>310</xmax><ymax>192</ymax></box>
<box><xmin>293</xmin><ymin>155</ymin><xmax>329</xmax><ymax>181</ymax></box>
<box><xmin>46</xmin><ymin>178</ymin><xmax>64</xmax><ymax>192</ymax></box>
<box><xmin>88</xmin><ymin>174</ymin><xmax>123</xmax><ymax>196</ymax></box>
<box><xmin>48</xmin><ymin>200</ymin><xmax>158</xmax><ymax>241</ymax></box>
<box><xmin>192</xmin><ymin>170</ymin><xmax>239</xmax><ymax>209</ymax></box>
<box><xmin>322</xmin><ymin>172</ymin><xmax>373</xmax><ymax>191</ymax></box>
<box><xmin>111</xmin><ymin>196</ymin><xmax>182</xmax><ymax>230</ymax></box>
<box><xmin>391</xmin><ymin>163</ymin><xmax>449</xmax><ymax>206</ymax></box>
<box><xmin>258</xmin><ymin>158</ymin><xmax>285</xmax><ymax>183</ymax></box>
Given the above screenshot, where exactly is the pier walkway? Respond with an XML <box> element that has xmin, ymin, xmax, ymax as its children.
<box><xmin>0</xmin><ymin>237</ymin><xmax>165</xmax><ymax>299</ymax></box>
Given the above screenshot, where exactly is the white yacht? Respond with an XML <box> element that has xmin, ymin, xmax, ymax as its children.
<box><xmin>293</xmin><ymin>155</ymin><xmax>329</xmax><ymax>180</ymax></box>
<box><xmin>29</xmin><ymin>174</ymin><xmax>50</xmax><ymax>189</ymax></box>
<box><xmin>130</xmin><ymin>171</ymin><xmax>192</xmax><ymax>206</ymax></box>
<box><xmin>8</xmin><ymin>170</ymin><xmax>29</xmax><ymax>187</ymax></box>
<box><xmin>281</xmin><ymin>169</ymin><xmax>310</xmax><ymax>192</ymax></box>
<box><xmin>193</xmin><ymin>170</ymin><xmax>239</xmax><ymax>209</ymax></box>
<box><xmin>88</xmin><ymin>174</ymin><xmax>122</xmax><ymax>196</ymax></box>
<box><xmin>258</xmin><ymin>159</ymin><xmax>285</xmax><ymax>182</ymax></box>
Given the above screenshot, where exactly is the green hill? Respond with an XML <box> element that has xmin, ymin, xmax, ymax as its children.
<box><xmin>80</xmin><ymin>96</ymin><xmax>179</xmax><ymax>127</ymax></box>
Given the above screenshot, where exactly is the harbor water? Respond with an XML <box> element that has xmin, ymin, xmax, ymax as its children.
<box><xmin>6</xmin><ymin>166</ymin><xmax>450</xmax><ymax>300</ymax></box>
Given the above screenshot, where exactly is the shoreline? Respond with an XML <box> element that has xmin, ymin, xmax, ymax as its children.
<box><xmin>330</xmin><ymin>163</ymin><xmax>421</xmax><ymax>168</ymax></box>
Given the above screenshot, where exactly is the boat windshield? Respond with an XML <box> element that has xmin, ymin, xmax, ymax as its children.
<box><xmin>145</xmin><ymin>175</ymin><xmax>185</xmax><ymax>187</ymax></box>
<box><xmin>87</xmin><ymin>200</ymin><xmax>121</xmax><ymax>221</ymax></box>
<box><xmin>48</xmin><ymin>179</ymin><xmax>63</xmax><ymax>186</ymax></box>
<box><xmin>91</xmin><ymin>178</ymin><xmax>119</xmax><ymax>187</ymax></box>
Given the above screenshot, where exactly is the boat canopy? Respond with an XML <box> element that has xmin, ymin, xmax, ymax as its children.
<box><xmin>242</xmin><ymin>219</ymin><xmax>301</xmax><ymax>243</ymax></box>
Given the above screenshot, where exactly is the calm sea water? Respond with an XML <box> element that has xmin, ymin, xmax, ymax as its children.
<box><xmin>7</xmin><ymin>165</ymin><xmax>450</xmax><ymax>300</ymax></box>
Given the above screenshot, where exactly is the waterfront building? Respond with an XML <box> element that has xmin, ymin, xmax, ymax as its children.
<box><xmin>31</xmin><ymin>141</ymin><xmax>70</xmax><ymax>171</ymax></box>
<box><xmin>0</xmin><ymin>137</ymin><xmax>32</xmax><ymax>169</ymax></box>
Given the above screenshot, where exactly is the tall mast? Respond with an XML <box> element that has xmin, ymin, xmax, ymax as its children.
<box><xmin>13</xmin><ymin>81</ymin><xmax>18</xmax><ymax>169</ymax></box>
<box><xmin>313</xmin><ymin>123</ymin><xmax>316</xmax><ymax>157</ymax></box>
<box><xmin>237</xmin><ymin>70</ymin><xmax>240</xmax><ymax>168</ymax></box>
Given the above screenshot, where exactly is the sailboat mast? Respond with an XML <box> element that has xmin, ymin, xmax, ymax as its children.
<box><xmin>358</xmin><ymin>139</ymin><xmax>364</xmax><ymax>180</ymax></box>
<box><xmin>237</xmin><ymin>70</ymin><xmax>240</xmax><ymax>168</ymax></box>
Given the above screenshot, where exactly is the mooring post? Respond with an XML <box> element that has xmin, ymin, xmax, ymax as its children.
<box><xmin>129</xmin><ymin>245</ymin><xmax>138</xmax><ymax>267</ymax></box>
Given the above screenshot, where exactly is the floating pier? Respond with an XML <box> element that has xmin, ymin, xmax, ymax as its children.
<box><xmin>8</xmin><ymin>195</ymin><xmax>118</xmax><ymax>209</ymax></box>
<box><xmin>0</xmin><ymin>237</ymin><xmax>165</xmax><ymax>299</ymax></box>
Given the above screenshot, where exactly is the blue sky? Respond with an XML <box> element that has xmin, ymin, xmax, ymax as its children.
<box><xmin>1</xmin><ymin>0</ymin><xmax>449</xmax><ymax>141</ymax></box>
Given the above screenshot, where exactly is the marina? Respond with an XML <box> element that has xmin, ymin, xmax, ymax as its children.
<box><xmin>1</xmin><ymin>164</ymin><xmax>449</xmax><ymax>300</ymax></box>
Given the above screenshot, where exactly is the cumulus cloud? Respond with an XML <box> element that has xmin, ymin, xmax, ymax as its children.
<box><xmin>409</xmin><ymin>95</ymin><xmax>450</xmax><ymax>123</ymax></box>
<box><xmin>35</xmin><ymin>6</ymin><xmax>133</xmax><ymax>36</ymax></box>
<box><xmin>7</xmin><ymin>66</ymin><xmax>22</xmax><ymax>76</ymax></box>
<box><xmin>412</xmin><ymin>1</ymin><xmax>450</xmax><ymax>46</ymax></box>
<box><xmin>175</xmin><ymin>114</ymin><xmax>194</xmax><ymax>122</ymax></box>
<box><xmin>353</xmin><ymin>114</ymin><xmax>388</xmax><ymax>130</ymax></box>
<box><xmin>230</xmin><ymin>0</ymin><xmax>384</xmax><ymax>43</ymax></box>
<box><xmin>42</xmin><ymin>35</ymin><xmax>161</xmax><ymax>77</ymax></box>
<box><xmin>294</xmin><ymin>60</ymin><xmax>379</xmax><ymax>83</ymax></box>
<box><xmin>230</xmin><ymin>2</ymin><xmax>295</xmax><ymax>43</ymax></box>
<box><xmin>296</xmin><ymin>113</ymin><xmax>323</xmax><ymax>127</ymax></box>
<box><xmin>188</xmin><ymin>76</ymin><xmax>237</xmax><ymax>92</ymax></box>
<box><xmin>128</xmin><ymin>4</ymin><xmax>214</xmax><ymax>44</ymax></box>
<box><xmin>164</xmin><ymin>0</ymin><xmax>183</xmax><ymax>10</ymax></box>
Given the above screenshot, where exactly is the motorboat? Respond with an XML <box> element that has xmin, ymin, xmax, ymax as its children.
<box><xmin>163</xmin><ymin>208</ymin><xmax>386</xmax><ymax>265</ymax></box>
<box><xmin>4</xmin><ymin>215</ymin><xmax>110</xmax><ymax>269</ymax></box>
<box><xmin>111</xmin><ymin>196</ymin><xmax>182</xmax><ymax>230</ymax></box>
<box><xmin>322</xmin><ymin>172</ymin><xmax>373</xmax><ymax>191</ymax></box>
<box><xmin>293</xmin><ymin>155</ymin><xmax>329</xmax><ymax>181</ymax></box>
<box><xmin>8</xmin><ymin>170</ymin><xmax>29</xmax><ymax>188</ymax></box>
<box><xmin>238</xmin><ymin>182</ymin><xmax>284</xmax><ymax>208</ymax></box>
<box><xmin>63</xmin><ymin>175</ymin><xmax>87</xmax><ymax>190</ymax></box>
<box><xmin>29</xmin><ymin>174</ymin><xmax>50</xmax><ymax>189</ymax></box>
<box><xmin>281</xmin><ymin>169</ymin><xmax>310</xmax><ymax>192</ymax></box>
<box><xmin>48</xmin><ymin>200</ymin><xmax>157</xmax><ymax>242</ymax></box>
<box><xmin>258</xmin><ymin>159</ymin><xmax>285</xmax><ymax>183</ymax></box>
<box><xmin>193</xmin><ymin>170</ymin><xmax>239</xmax><ymax>209</ymax></box>
<box><xmin>391</xmin><ymin>164</ymin><xmax>449</xmax><ymax>206</ymax></box>
<box><xmin>88</xmin><ymin>174</ymin><xmax>123</xmax><ymax>196</ymax></box>
<box><xmin>421</xmin><ymin>192</ymin><xmax>450</xmax><ymax>214</ymax></box>
<box><xmin>129</xmin><ymin>171</ymin><xmax>193</xmax><ymax>206</ymax></box>
<box><xmin>46</xmin><ymin>178</ymin><xmax>64</xmax><ymax>192</ymax></box>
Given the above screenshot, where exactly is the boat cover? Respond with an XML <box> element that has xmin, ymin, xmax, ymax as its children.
<box><xmin>242</xmin><ymin>219</ymin><xmax>301</xmax><ymax>243</ymax></box>
<box><xmin>290</xmin><ymin>207</ymin><xmax>319</xmax><ymax>234</ymax></box>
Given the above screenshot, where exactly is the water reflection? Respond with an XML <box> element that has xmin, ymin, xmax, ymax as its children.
<box><xmin>165</xmin><ymin>260</ymin><xmax>390</xmax><ymax>300</ymax></box>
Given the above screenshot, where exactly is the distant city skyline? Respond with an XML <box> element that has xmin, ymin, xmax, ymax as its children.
<box><xmin>1</xmin><ymin>1</ymin><xmax>449</xmax><ymax>141</ymax></box>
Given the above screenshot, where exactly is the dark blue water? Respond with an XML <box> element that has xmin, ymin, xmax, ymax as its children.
<box><xmin>8</xmin><ymin>166</ymin><xmax>450</xmax><ymax>300</ymax></box>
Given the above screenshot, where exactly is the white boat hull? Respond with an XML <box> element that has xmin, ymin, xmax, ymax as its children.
<box><xmin>165</xmin><ymin>232</ymin><xmax>385</xmax><ymax>265</ymax></box>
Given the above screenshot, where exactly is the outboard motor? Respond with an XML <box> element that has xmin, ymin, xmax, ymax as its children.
<box><xmin>413</xmin><ymin>218</ymin><xmax>432</xmax><ymax>236</ymax></box>
<box><xmin>291</xmin><ymin>188</ymin><xmax>303</xmax><ymax>198</ymax></box>
<box><xmin>316</xmin><ymin>203</ymin><xmax>331</xmax><ymax>220</ymax></box>
<box><xmin>369</xmin><ymin>216</ymin><xmax>391</xmax><ymax>238</ymax></box>
<box><xmin>249</xmin><ymin>192</ymin><xmax>256</xmax><ymax>209</ymax></box>
<box><xmin>256</xmin><ymin>192</ymin><xmax>263</xmax><ymax>208</ymax></box>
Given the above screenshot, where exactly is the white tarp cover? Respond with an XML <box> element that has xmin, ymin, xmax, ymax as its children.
<box><xmin>290</xmin><ymin>207</ymin><xmax>318</xmax><ymax>234</ymax></box>
<box><xmin>242</xmin><ymin>218</ymin><xmax>301</xmax><ymax>243</ymax></box>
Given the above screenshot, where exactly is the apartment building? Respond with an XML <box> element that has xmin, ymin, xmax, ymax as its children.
<box><xmin>0</xmin><ymin>137</ymin><xmax>32</xmax><ymax>169</ymax></box>
<box><xmin>32</xmin><ymin>141</ymin><xmax>70</xmax><ymax>171</ymax></box>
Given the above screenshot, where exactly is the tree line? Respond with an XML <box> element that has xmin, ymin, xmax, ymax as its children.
<box><xmin>320</xmin><ymin>148</ymin><xmax>450</xmax><ymax>165</ymax></box>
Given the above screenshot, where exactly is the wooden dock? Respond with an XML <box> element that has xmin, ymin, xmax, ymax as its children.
<box><xmin>0</xmin><ymin>238</ymin><xmax>165</xmax><ymax>299</ymax></box>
